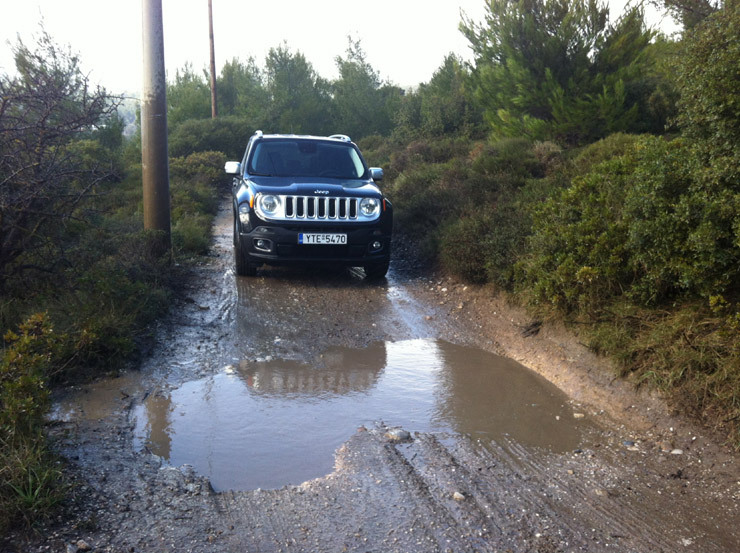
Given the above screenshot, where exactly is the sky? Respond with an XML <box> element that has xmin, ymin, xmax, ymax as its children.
<box><xmin>0</xmin><ymin>0</ymin><xmax>680</xmax><ymax>96</ymax></box>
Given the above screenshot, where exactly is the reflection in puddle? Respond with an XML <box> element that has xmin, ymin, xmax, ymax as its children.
<box><xmin>133</xmin><ymin>339</ymin><xmax>585</xmax><ymax>491</ymax></box>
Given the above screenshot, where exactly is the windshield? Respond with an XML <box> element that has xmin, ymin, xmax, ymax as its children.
<box><xmin>248</xmin><ymin>140</ymin><xmax>367</xmax><ymax>179</ymax></box>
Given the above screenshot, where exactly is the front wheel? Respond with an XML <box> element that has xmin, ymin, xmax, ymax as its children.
<box><xmin>364</xmin><ymin>260</ymin><xmax>389</xmax><ymax>280</ymax></box>
<box><xmin>234</xmin><ymin>219</ymin><xmax>257</xmax><ymax>277</ymax></box>
<box><xmin>235</xmin><ymin>247</ymin><xmax>257</xmax><ymax>277</ymax></box>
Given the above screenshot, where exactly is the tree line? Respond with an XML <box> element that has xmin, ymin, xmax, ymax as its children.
<box><xmin>166</xmin><ymin>2</ymin><xmax>683</xmax><ymax>152</ymax></box>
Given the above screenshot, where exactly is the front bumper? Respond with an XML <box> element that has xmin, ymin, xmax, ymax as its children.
<box><xmin>239</xmin><ymin>224</ymin><xmax>392</xmax><ymax>267</ymax></box>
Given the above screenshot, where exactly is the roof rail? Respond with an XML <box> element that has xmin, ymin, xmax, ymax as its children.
<box><xmin>329</xmin><ymin>134</ymin><xmax>351</xmax><ymax>142</ymax></box>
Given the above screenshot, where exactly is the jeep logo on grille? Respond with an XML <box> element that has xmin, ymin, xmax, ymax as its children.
<box><xmin>314</xmin><ymin>190</ymin><xmax>330</xmax><ymax>195</ymax></box>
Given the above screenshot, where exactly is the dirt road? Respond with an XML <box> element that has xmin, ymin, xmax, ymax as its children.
<box><xmin>6</xmin><ymin>205</ymin><xmax>739</xmax><ymax>553</ymax></box>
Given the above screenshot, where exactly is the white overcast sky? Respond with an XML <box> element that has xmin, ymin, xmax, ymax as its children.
<box><xmin>0</xmin><ymin>0</ymin><xmax>679</xmax><ymax>95</ymax></box>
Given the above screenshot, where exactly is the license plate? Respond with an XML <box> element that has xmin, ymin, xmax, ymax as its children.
<box><xmin>298</xmin><ymin>233</ymin><xmax>347</xmax><ymax>245</ymax></box>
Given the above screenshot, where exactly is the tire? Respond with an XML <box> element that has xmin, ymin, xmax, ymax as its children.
<box><xmin>234</xmin><ymin>219</ymin><xmax>257</xmax><ymax>277</ymax></box>
<box><xmin>364</xmin><ymin>260</ymin><xmax>389</xmax><ymax>280</ymax></box>
<box><xmin>235</xmin><ymin>247</ymin><xmax>257</xmax><ymax>277</ymax></box>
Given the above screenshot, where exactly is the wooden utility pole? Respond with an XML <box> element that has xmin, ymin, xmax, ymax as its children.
<box><xmin>208</xmin><ymin>0</ymin><xmax>218</xmax><ymax>118</ymax></box>
<box><xmin>141</xmin><ymin>0</ymin><xmax>171</xmax><ymax>254</ymax></box>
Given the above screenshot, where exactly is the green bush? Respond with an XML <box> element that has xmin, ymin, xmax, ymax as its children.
<box><xmin>1</xmin><ymin>314</ymin><xmax>57</xmax><ymax>440</ymax></box>
<box><xmin>168</xmin><ymin>116</ymin><xmax>258</xmax><ymax>159</ymax></box>
<box><xmin>173</xmin><ymin>214</ymin><xmax>214</xmax><ymax>256</ymax></box>
<box><xmin>388</xmin><ymin>136</ymin><xmax>557</xmax><ymax>286</ymax></box>
<box><xmin>170</xmin><ymin>153</ymin><xmax>225</xmax><ymax>216</ymax></box>
<box><xmin>438</xmin><ymin>193</ymin><xmax>535</xmax><ymax>289</ymax></box>
<box><xmin>169</xmin><ymin>151</ymin><xmax>224</xmax><ymax>256</ymax></box>
<box><xmin>1</xmin><ymin>314</ymin><xmax>66</xmax><ymax>531</ymax></box>
<box><xmin>356</xmin><ymin>134</ymin><xmax>397</xmax><ymax>178</ymax></box>
<box><xmin>389</xmin><ymin>138</ymin><xmax>472</xmax><ymax>174</ymax></box>
<box><xmin>513</xmin><ymin>131</ymin><xmax>740</xmax><ymax>445</ymax></box>
<box><xmin>622</xmin><ymin>137</ymin><xmax>699</xmax><ymax>303</ymax></box>
<box><xmin>518</xmin><ymin>152</ymin><xmax>637</xmax><ymax>313</ymax></box>
<box><xmin>470</xmin><ymin>138</ymin><xmax>542</xmax><ymax>180</ymax></box>
<box><xmin>675</xmin><ymin>5</ymin><xmax>740</xmax><ymax>160</ymax></box>
<box><xmin>169</xmin><ymin>150</ymin><xmax>229</xmax><ymax>188</ymax></box>
<box><xmin>68</xmin><ymin>255</ymin><xmax>171</xmax><ymax>370</ymax></box>
<box><xmin>439</xmin><ymin>213</ymin><xmax>495</xmax><ymax>283</ymax></box>
<box><xmin>520</xmin><ymin>133</ymin><xmax>740</xmax><ymax>313</ymax></box>
<box><xmin>386</xmin><ymin>164</ymin><xmax>451</xmax><ymax>237</ymax></box>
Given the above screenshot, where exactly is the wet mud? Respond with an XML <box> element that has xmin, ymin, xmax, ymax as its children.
<box><xmin>7</xmin><ymin>203</ymin><xmax>739</xmax><ymax>553</ymax></box>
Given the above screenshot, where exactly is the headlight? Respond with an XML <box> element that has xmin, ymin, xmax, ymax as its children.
<box><xmin>258</xmin><ymin>194</ymin><xmax>281</xmax><ymax>214</ymax></box>
<box><xmin>360</xmin><ymin>197</ymin><xmax>380</xmax><ymax>216</ymax></box>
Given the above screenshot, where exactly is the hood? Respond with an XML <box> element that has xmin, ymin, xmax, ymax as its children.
<box><xmin>248</xmin><ymin>176</ymin><xmax>381</xmax><ymax>197</ymax></box>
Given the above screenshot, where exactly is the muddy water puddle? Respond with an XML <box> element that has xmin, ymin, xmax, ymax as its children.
<box><xmin>130</xmin><ymin>339</ymin><xmax>588</xmax><ymax>491</ymax></box>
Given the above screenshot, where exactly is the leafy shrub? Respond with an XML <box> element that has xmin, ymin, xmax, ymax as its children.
<box><xmin>173</xmin><ymin>214</ymin><xmax>213</xmax><ymax>256</ymax></box>
<box><xmin>675</xmin><ymin>4</ymin><xmax>740</xmax><ymax>160</ymax></box>
<box><xmin>523</xmin><ymin>133</ymin><xmax>740</xmax><ymax>313</ymax></box>
<box><xmin>66</xmin><ymin>254</ymin><xmax>171</xmax><ymax>370</ymax></box>
<box><xmin>168</xmin><ymin>116</ymin><xmax>257</xmax><ymax>159</ymax></box>
<box><xmin>1</xmin><ymin>314</ymin><xmax>66</xmax><ymax>531</ymax></box>
<box><xmin>386</xmin><ymin>164</ymin><xmax>450</xmax><ymax>237</ymax></box>
<box><xmin>515</xmin><ymin>131</ymin><xmax>740</xmax><ymax>444</ymax></box>
<box><xmin>565</xmin><ymin>132</ymin><xmax>642</xmax><ymax>176</ymax></box>
<box><xmin>356</xmin><ymin>134</ymin><xmax>395</xmax><ymax>171</ymax></box>
<box><xmin>439</xmin><ymin>213</ymin><xmax>495</xmax><ymax>283</ymax></box>
<box><xmin>387</xmin><ymin>136</ymin><xmax>560</xmax><ymax>285</ymax></box>
<box><xmin>170</xmin><ymin>152</ymin><xmax>225</xmax><ymax>216</ymax></box>
<box><xmin>519</xmin><ymin>154</ymin><xmax>637</xmax><ymax>312</ymax></box>
<box><xmin>170</xmin><ymin>150</ymin><xmax>229</xmax><ymax>188</ymax></box>
<box><xmin>389</xmin><ymin>138</ymin><xmax>472</xmax><ymax>174</ymax></box>
<box><xmin>622</xmin><ymin>137</ymin><xmax>698</xmax><ymax>303</ymax></box>
<box><xmin>470</xmin><ymin>138</ymin><xmax>542</xmax><ymax>180</ymax></box>
<box><xmin>169</xmin><ymin>151</ymin><xmax>224</xmax><ymax>256</ymax></box>
<box><xmin>516</xmin><ymin>135</ymin><xmax>643</xmax><ymax>311</ymax></box>
<box><xmin>1</xmin><ymin>314</ymin><xmax>57</xmax><ymax>440</ymax></box>
<box><xmin>483</xmin><ymin>198</ymin><xmax>537</xmax><ymax>289</ymax></box>
<box><xmin>0</xmin><ymin>29</ymin><xmax>120</xmax><ymax>283</ymax></box>
<box><xmin>531</xmin><ymin>141</ymin><xmax>563</xmax><ymax>175</ymax></box>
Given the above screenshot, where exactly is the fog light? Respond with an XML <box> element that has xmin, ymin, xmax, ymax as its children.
<box><xmin>371</xmin><ymin>241</ymin><xmax>382</xmax><ymax>251</ymax></box>
<box><xmin>254</xmin><ymin>238</ymin><xmax>272</xmax><ymax>252</ymax></box>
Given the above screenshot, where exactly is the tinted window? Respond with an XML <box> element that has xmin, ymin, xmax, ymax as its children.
<box><xmin>248</xmin><ymin>140</ymin><xmax>366</xmax><ymax>179</ymax></box>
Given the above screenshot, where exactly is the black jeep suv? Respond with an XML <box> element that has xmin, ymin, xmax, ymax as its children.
<box><xmin>225</xmin><ymin>132</ymin><xmax>393</xmax><ymax>278</ymax></box>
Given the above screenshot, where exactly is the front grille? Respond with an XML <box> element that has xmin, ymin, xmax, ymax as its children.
<box><xmin>284</xmin><ymin>196</ymin><xmax>358</xmax><ymax>221</ymax></box>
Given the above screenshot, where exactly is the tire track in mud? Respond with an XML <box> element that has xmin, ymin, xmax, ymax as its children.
<box><xmin>211</xmin><ymin>426</ymin><xmax>736</xmax><ymax>553</ymax></box>
<box><xmin>503</xmin><ymin>438</ymin><xmax>739</xmax><ymax>553</ymax></box>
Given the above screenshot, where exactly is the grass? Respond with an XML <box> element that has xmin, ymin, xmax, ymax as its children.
<box><xmin>548</xmin><ymin>298</ymin><xmax>740</xmax><ymax>448</ymax></box>
<box><xmin>2</xmin><ymin>441</ymin><xmax>66</xmax><ymax>526</ymax></box>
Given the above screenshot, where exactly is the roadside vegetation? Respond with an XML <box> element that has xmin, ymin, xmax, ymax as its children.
<box><xmin>2</xmin><ymin>0</ymin><xmax>738</xmax><ymax>533</ymax></box>
<box><xmin>0</xmin><ymin>33</ymin><xmax>225</xmax><ymax>531</ymax></box>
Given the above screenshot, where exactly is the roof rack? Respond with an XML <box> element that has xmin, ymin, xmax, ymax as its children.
<box><xmin>328</xmin><ymin>134</ymin><xmax>351</xmax><ymax>142</ymax></box>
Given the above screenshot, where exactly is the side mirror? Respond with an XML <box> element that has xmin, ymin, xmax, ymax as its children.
<box><xmin>224</xmin><ymin>161</ymin><xmax>241</xmax><ymax>175</ymax></box>
<box><xmin>370</xmin><ymin>167</ymin><xmax>384</xmax><ymax>181</ymax></box>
